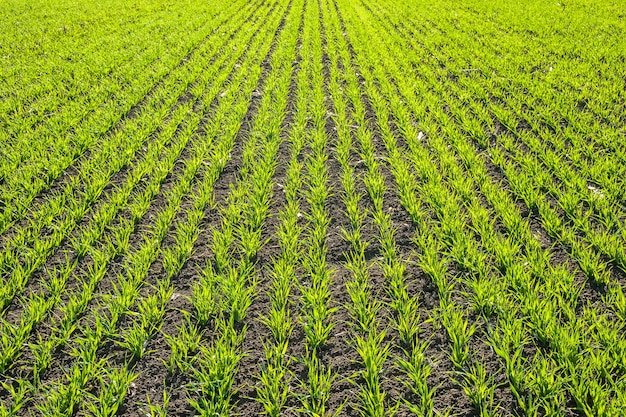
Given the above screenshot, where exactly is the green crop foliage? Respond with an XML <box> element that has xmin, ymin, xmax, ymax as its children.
<box><xmin>1</xmin><ymin>0</ymin><xmax>625</xmax><ymax>415</ymax></box>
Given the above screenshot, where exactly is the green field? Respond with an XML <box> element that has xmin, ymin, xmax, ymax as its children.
<box><xmin>1</xmin><ymin>0</ymin><xmax>626</xmax><ymax>415</ymax></box>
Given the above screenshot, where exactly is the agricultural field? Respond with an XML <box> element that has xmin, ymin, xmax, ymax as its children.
<box><xmin>1</xmin><ymin>0</ymin><xmax>625</xmax><ymax>415</ymax></box>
